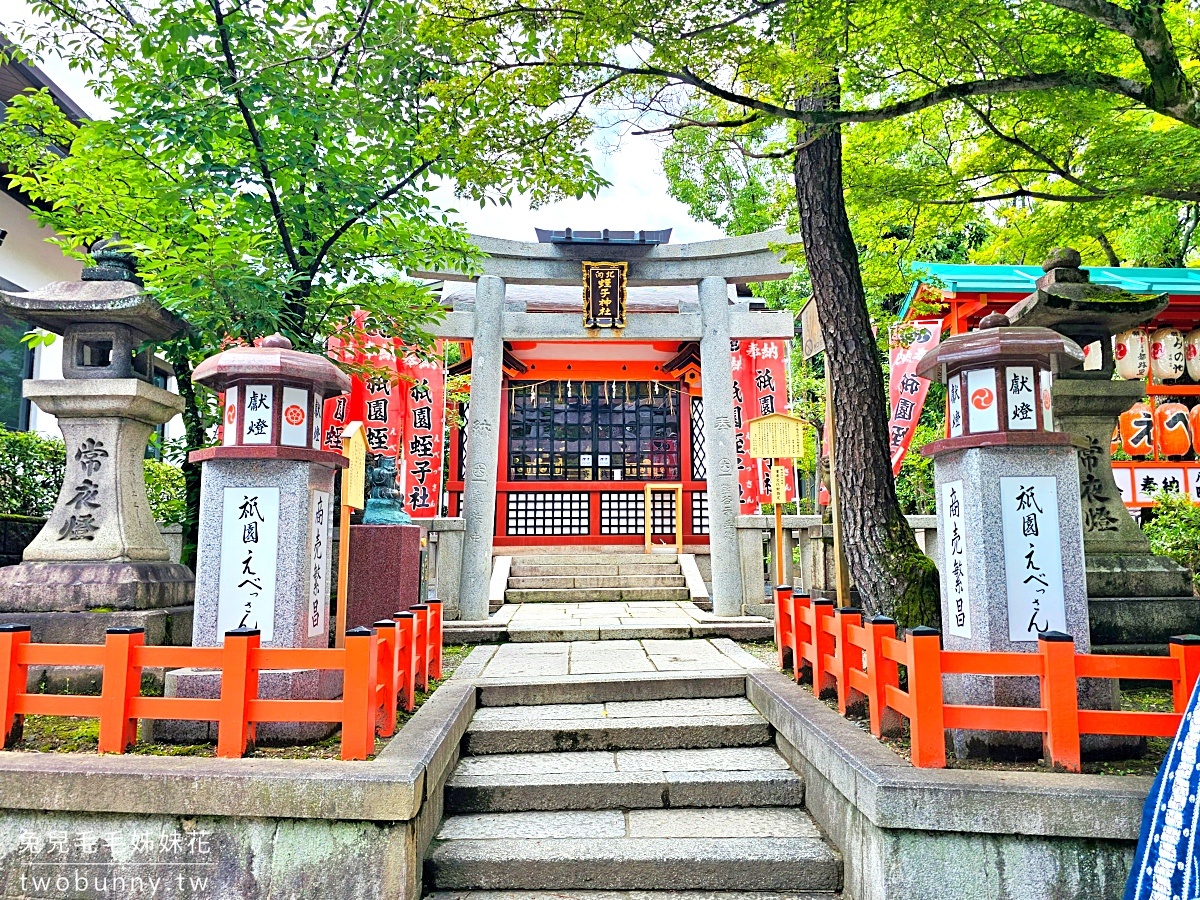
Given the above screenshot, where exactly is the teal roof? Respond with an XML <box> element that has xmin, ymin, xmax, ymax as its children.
<box><xmin>910</xmin><ymin>262</ymin><xmax>1200</xmax><ymax>296</ymax></box>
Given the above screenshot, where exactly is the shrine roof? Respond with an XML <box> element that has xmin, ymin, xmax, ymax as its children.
<box><xmin>903</xmin><ymin>262</ymin><xmax>1200</xmax><ymax>332</ymax></box>
<box><xmin>909</xmin><ymin>262</ymin><xmax>1200</xmax><ymax>297</ymax></box>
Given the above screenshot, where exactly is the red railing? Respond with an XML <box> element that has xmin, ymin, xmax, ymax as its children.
<box><xmin>774</xmin><ymin>586</ymin><xmax>1200</xmax><ymax>771</ymax></box>
<box><xmin>0</xmin><ymin>601</ymin><xmax>444</xmax><ymax>761</ymax></box>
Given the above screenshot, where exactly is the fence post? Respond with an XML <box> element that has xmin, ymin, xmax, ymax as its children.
<box><xmin>373</xmin><ymin>620</ymin><xmax>398</xmax><ymax>738</ymax></box>
<box><xmin>411</xmin><ymin>604</ymin><xmax>429</xmax><ymax>692</ymax></box>
<box><xmin>835</xmin><ymin>608</ymin><xmax>864</xmax><ymax>715</ymax></box>
<box><xmin>427</xmin><ymin>600</ymin><xmax>444</xmax><ymax>681</ymax></box>
<box><xmin>1169</xmin><ymin>635</ymin><xmax>1200</xmax><ymax>712</ymax></box>
<box><xmin>790</xmin><ymin>593</ymin><xmax>809</xmax><ymax>683</ymax></box>
<box><xmin>774</xmin><ymin>585</ymin><xmax>794</xmax><ymax>671</ymax></box>
<box><xmin>98</xmin><ymin>627</ymin><xmax>145</xmax><ymax>754</ymax></box>
<box><xmin>216</xmin><ymin>629</ymin><xmax>260</xmax><ymax>759</ymax></box>
<box><xmin>810</xmin><ymin>600</ymin><xmax>837</xmax><ymax>698</ymax></box>
<box><xmin>864</xmin><ymin>617</ymin><xmax>903</xmax><ymax>738</ymax></box>
<box><xmin>1038</xmin><ymin>631</ymin><xmax>1081</xmax><ymax>773</ymax></box>
<box><xmin>342</xmin><ymin>627</ymin><xmax>378</xmax><ymax>761</ymax></box>
<box><xmin>393</xmin><ymin>611</ymin><xmax>417</xmax><ymax>712</ymax></box>
<box><xmin>0</xmin><ymin>624</ymin><xmax>30</xmax><ymax>747</ymax></box>
<box><xmin>906</xmin><ymin>627</ymin><xmax>946</xmax><ymax>768</ymax></box>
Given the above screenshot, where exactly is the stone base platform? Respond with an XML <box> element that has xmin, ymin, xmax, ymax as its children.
<box><xmin>445</xmin><ymin>601</ymin><xmax>773</xmax><ymax>644</ymax></box>
<box><xmin>1089</xmin><ymin>595</ymin><xmax>1200</xmax><ymax>648</ymax></box>
<box><xmin>0</xmin><ymin>560</ymin><xmax>194</xmax><ymax>612</ymax></box>
<box><xmin>0</xmin><ymin>604</ymin><xmax>192</xmax><ymax>692</ymax></box>
<box><xmin>150</xmin><ymin>667</ymin><xmax>342</xmax><ymax>745</ymax></box>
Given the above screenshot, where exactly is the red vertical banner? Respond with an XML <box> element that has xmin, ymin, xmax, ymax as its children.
<box><xmin>744</xmin><ymin>339</ymin><xmax>796</xmax><ymax>503</ymax></box>
<box><xmin>321</xmin><ymin>332</ymin><xmax>356</xmax><ymax>452</ymax></box>
<box><xmin>398</xmin><ymin>344</ymin><xmax>446</xmax><ymax>518</ymax></box>
<box><xmin>731</xmin><ymin>339</ymin><xmax>760</xmax><ymax>514</ymax></box>
<box><xmin>887</xmin><ymin>320</ymin><xmax>941</xmax><ymax>475</ymax></box>
<box><xmin>361</xmin><ymin>341</ymin><xmax>404</xmax><ymax>456</ymax></box>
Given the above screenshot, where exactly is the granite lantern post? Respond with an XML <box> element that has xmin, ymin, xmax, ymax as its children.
<box><xmin>917</xmin><ymin>312</ymin><xmax>1124</xmax><ymax>759</ymax></box>
<box><xmin>0</xmin><ymin>241</ymin><xmax>194</xmax><ymax>638</ymax></box>
<box><xmin>158</xmin><ymin>334</ymin><xmax>350</xmax><ymax>743</ymax></box>
<box><xmin>1006</xmin><ymin>250</ymin><xmax>1196</xmax><ymax>625</ymax></box>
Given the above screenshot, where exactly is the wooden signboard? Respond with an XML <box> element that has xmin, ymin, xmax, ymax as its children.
<box><xmin>336</xmin><ymin>422</ymin><xmax>368</xmax><ymax>647</ymax></box>
<box><xmin>582</xmin><ymin>260</ymin><xmax>628</xmax><ymax>329</ymax></box>
<box><xmin>748</xmin><ymin>412</ymin><xmax>806</xmax><ymax>459</ymax></box>
<box><xmin>800</xmin><ymin>298</ymin><xmax>824</xmax><ymax>360</ymax></box>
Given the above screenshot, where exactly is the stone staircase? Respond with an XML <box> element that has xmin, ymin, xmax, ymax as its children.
<box><xmin>424</xmin><ymin>682</ymin><xmax>843</xmax><ymax>896</ymax></box>
<box><xmin>505</xmin><ymin>552</ymin><xmax>691</xmax><ymax>604</ymax></box>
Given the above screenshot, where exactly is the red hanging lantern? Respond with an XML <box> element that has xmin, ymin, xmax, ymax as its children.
<box><xmin>1153</xmin><ymin>402</ymin><xmax>1192</xmax><ymax>458</ymax></box>
<box><xmin>1118</xmin><ymin>401</ymin><xmax>1155</xmax><ymax>456</ymax></box>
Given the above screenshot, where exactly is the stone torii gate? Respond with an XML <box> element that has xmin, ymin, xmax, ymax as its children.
<box><xmin>413</xmin><ymin>230</ymin><xmax>799</xmax><ymax>621</ymax></box>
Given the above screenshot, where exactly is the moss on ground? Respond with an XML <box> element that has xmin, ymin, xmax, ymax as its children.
<box><xmin>6</xmin><ymin>644</ymin><xmax>474</xmax><ymax>759</ymax></box>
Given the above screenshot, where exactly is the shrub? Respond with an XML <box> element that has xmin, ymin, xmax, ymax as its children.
<box><xmin>1143</xmin><ymin>490</ymin><xmax>1200</xmax><ymax>591</ymax></box>
<box><xmin>0</xmin><ymin>426</ymin><xmax>185</xmax><ymax>524</ymax></box>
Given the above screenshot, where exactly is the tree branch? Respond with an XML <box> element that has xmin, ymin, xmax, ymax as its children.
<box><xmin>207</xmin><ymin>0</ymin><xmax>301</xmax><ymax>274</ymax></box>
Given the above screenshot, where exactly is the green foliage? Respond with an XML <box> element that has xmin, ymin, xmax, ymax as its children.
<box><xmin>1143</xmin><ymin>491</ymin><xmax>1200</xmax><ymax>591</ymax></box>
<box><xmin>0</xmin><ymin>426</ymin><xmax>66</xmax><ymax>517</ymax></box>
<box><xmin>143</xmin><ymin>459</ymin><xmax>187</xmax><ymax>527</ymax></box>
<box><xmin>0</xmin><ymin>426</ymin><xmax>186</xmax><ymax>524</ymax></box>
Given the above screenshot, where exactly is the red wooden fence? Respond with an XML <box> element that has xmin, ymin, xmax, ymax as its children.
<box><xmin>0</xmin><ymin>601</ymin><xmax>444</xmax><ymax>761</ymax></box>
<box><xmin>774</xmin><ymin>586</ymin><xmax>1200</xmax><ymax>771</ymax></box>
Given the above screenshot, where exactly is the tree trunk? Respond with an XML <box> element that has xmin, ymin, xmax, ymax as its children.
<box><xmin>792</xmin><ymin>87</ymin><xmax>940</xmax><ymax>628</ymax></box>
<box><xmin>164</xmin><ymin>343</ymin><xmax>204</xmax><ymax>572</ymax></box>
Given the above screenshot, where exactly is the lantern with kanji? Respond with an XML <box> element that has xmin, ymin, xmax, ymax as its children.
<box><xmin>1154</xmin><ymin>402</ymin><xmax>1193</xmax><ymax>458</ymax></box>
<box><xmin>213</xmin><ymin>335</ymin><xmax>341</xmax><ymax>451</ymax></box>
<box><xmin>1118</xmin><ymin>401</ymin><xmax>1155</xmax><ymax>456</ymax></box>
<box><xmin>1115</xmin><ymin>328</ymin><xmax>1150</xmax><ymax>381</ymax></box>
<box><xmin>1186</xmin><ymin>328</ymin><xmax>1200</xmax><ymax>381</ymax></box>
<box><xmin>919</xmin><ymin>313</ymin><xmax>1077</xmax><ymax>440</ymax></box>
<box><xmin>1150</xmin><ymin>327</ymin><xmax>1186</xmax><ymax>381</ymax></box>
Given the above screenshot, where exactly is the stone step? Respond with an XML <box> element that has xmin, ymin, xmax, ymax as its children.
<box><xmin>426</xmin><ymin>808</ymin><xmax>842</xmax><ymax>892</ymax></box>
<box><xmin>508</xmin><ymin>575</ymin><xmax>688</xmax><ymax>590</ymax></box>
<box><xmin>463</xmin><ymin>697</ymin><xmax>773</xmax><ymax>755</ymax></box>
<box><xmin>446</xmin><ymin>746</ymin><xmax>804</xmax><ymax>813</ymax></box>
<box><xmin>509</xmin><ymin>564</ymin><xmax>682</xmax><ymax>578</ymax></box>
<box><xmin>512</xmin><ymin>553</ymin><xmax>678</xmax><ymax>566</ymax></box>
<box><xmin>477</xmin><ymin>673</ymin><xmax>749</xmax><ymax>708</ymax></box>
<box><xmin>506</xmin><ymin>588</ymin><xmax>692</xmax><ymax>604</ymax></box>
<box><xmin>427</xmin><ymin>893</ymin><xmax>836</xmax><ymax>900</ymax></box>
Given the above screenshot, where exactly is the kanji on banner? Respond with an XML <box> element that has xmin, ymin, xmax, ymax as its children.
<box><xmin>397</xmin><ymin>346</ymin><xmax>446</xmax><ymax>518</ymax></box>
<box><xmin>321</xmin><ymin>331</ymin><xmax>358</xmax><ymax>452</ymax></box>
<box><xmin>745</xmin><ymin>338</ymin><xmax>796</xmax><ymax>505</ymax></box>
<box><xmin>731</xmin><ymin>339</ymin><xmax>759</xmax><ymax>514</ymax></box>
<box><xmin>887</xmin><ymin>320</ymin><xmax>942</xmax><ymax>475</ymax></box>
<box><xmin>731</xmin><ymin>338</ymin><xmax>796</xmax><ymax>511</ymax></box>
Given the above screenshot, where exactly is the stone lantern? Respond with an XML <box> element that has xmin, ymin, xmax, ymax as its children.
<box><xmin>157</xmin><ymin>334</ymin><xmax>350</xmax><ymax>743</ymax></box>
<box><xmin>917</xmin><ymin>313</ymin><xmax>1125</xmax><ymax>758</ymax></box>
<box><xmin>0</xmin><ymin>240</ymin><xmax>194</xmax><ymax>624</ymax></box>
<box><xmin>1006</xmin><ymin>249</ymin><xmax>1195</xmax><ymax>618</ymax></box>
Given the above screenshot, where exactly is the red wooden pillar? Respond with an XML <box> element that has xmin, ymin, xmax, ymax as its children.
<box><xmin>98</xmin><ymin>627</ymin><xmax>145</xmax><ymax>754</ymax></box>
<box><xmin>1039</xmin><ymin>632</ymin><xmax>1081</xmax><ymax>773</ymax></box>
<box><xmin>0</xmin><ymin>624</ymin><xmax>31</xmax><ymax>747</ymax></box>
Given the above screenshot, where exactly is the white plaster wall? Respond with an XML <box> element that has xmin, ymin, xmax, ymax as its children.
<box><xmin>0</xmin><ymin>192</ymin><xmax>184</xmax><ymax>442</ymax></box>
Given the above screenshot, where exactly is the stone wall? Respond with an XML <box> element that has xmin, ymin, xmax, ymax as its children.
<box><xmin>0</xmin><ymin>515</ymin><xmax>45</xmax><ymax>568</ymax></box>
<box><xmin>0</xmin><ymin>679</ymin><xmax>474</xmax><ymax>900</ymax></box>
<box><xmin>747</xmin><ymin>670</ymin><xmax>1144</xmax><ymax>900</ymax></box>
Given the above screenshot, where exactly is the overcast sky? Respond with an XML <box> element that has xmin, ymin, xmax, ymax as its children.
<box><xmin>5</xmin><ymin>0</ymin><xmax>723</xmax><ymax>245</ymax></box>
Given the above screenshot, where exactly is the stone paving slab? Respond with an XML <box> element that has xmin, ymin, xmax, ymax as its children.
<box><xmin>438</xmin><ymin>810</ymin><xmax>626</xmax><ymax>840</ymax></box>
<box><xmin>626</xmin><ymin>807</ymin><xmax>821</xmax><ymax>839</ymax></box>
<box><xmin>465</xmin><ymin>637</ymin><xmax>769</xmax><ymax>682</ymax></box>
<box><xmin>464</xmin><ymin>713</ymin><xmax>772</xmax><ymax>755</ymax></box>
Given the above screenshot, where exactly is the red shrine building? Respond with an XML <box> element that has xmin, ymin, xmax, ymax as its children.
<box><xmin>415</xmin><ymin>229</ymin><xmax>799</xmax><ymax>619</ymax></box>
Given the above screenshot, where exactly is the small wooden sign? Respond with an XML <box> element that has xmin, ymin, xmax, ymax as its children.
<box><xmin>771</xmin><ymin>465</ymin><xmax>789</xmax><ymax>505</ymax></box>
<box><xmin>582</xmin><ymin>260</ymin><xmax>628</xmax><ymax>328</ymax></box>
<box><xmin>800</xmin><ymin>298</ymin><xmax>824</xmax><ymax>360</ymax></box>
<box><xmin>341</xmin><ymin>421</ymin><xmax>368</xmax><ymax>510</ymax></box>
<box><xmin>748</xmin><ymin>412</ymin><xmax>806</xmax><ymax>459</ymax></box>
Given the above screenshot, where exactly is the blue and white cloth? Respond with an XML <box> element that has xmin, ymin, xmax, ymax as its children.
<box><xmin>1126</xmin><ymin>678</ymin><xmax>1200</xmax><ymax>900</ymax></box>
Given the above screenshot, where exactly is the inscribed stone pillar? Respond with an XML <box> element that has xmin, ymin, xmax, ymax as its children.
<box><xmin>459</xmin><ymin>275</ymin><xmax>505</xmax><ymax>621</ymax></box>
<box><xmin>698</xmin><ymin>276</ymin><xmax>744</xmax><ymax>616</ymax></box>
